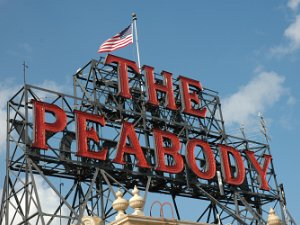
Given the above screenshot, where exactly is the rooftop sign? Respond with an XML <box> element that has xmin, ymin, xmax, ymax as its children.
<box><xmin>31</xmin><ymin>54</ymin><xmax>272</xmax><ymax>191</ymax></box>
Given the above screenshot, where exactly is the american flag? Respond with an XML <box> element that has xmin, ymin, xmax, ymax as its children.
<box><xmin>98</xmin><ymin>24</ymin><xmax>133</xmax><ymax>53</ymax></box>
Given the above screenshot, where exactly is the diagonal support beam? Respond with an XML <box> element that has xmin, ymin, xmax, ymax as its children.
<box><xmin>77</xmin><ymin>168</ymin><xmax>99</xmax><ymax>225</ymax></box>
<box><xmin>30</xmin><ymin>159</ymin><xmax>79</xmax><ymax>217</ymax></box>
<box><xmin>195</xmin><ymin>184</ymin><xmax>247</xmax><ymax>225</ymax></box>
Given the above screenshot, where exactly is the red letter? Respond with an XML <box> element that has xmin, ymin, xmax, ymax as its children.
<box><xmin>113</xmin><ymin>122</ymin><xmax>150</xmax><ymax>168</ymax></box>
<box><xmin>179</xmin><ymin>76</ymin><xmax>207</xmax><ymax>118</ymax></box>
<box><xmin>105</xmin><ymin>54</ymin><xmax>139</xmax><ymax>99</ymax></box>
<box><xmin>153</xmin><ymin>129</ymin><xmax>183</xmax><ymax>173</ymax></box>
<box><xmin>219</xmin><ymin>145</ymin><xmax>245</xmax><ymax>186</ymax></box>
<box><xmin>186</xmin><ymin>139</ymin><xmax>216</xmax><ymax>180</ymax></box>
<box><xmin>245</xmin><ymin>150</ymin><xmax>272</xmax><ymax>191</ymax></box>
<box><xmin>144</xmin><ymin>65</ymin><xmax>177</xmax><ymax>110</ymax></box>
<box><xmin>75</xmin><ymin>110</ymin><xmax>108</xmax><ymax>160</ymax></box>
<box><xmin>32</xmin><ymin>100</ymin><xmax>67</xmax><ymax>150</ymax></box>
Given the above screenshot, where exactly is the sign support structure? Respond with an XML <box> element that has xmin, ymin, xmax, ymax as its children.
<box><xmin>0</xmin><ymin>56</ymin><xmax>296</xmax><ymax>225</ymax></box>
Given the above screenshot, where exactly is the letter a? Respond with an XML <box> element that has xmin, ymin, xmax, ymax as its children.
<box><xmin>113</xmin><ymin>122</ymin><xmax>150</xmax><ymax>168</ymax></box>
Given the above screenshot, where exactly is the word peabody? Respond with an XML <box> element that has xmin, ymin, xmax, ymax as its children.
<box><xmin>31</xmin><ymin>54</ymin><xmax>272</xmax><ymax>191</ymax></box>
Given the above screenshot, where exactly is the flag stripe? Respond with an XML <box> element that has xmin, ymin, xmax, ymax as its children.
<box><xmin>100</xmin><ymin>42</ymin><xmax>132</xmax><ymax>52</ymax></box>
<box><xmin>101</xmin><ymin>35</ymin><xmax>132</xmax><ymax>45</ymax></box>
<box><xmin>99</xmin><ymin>40</ymin><xmax>133</xmax><ymax>53</ymax></box>
<box><xmin>98</xmin><ymin>25</ymin><xmax>133</xmax><ymax>53</ymax></box>
<box><xmin>100</xmin><ymin>38</ymin><xmax>133</xmax><ymax>49</ymax></box>
<box><xmin>100</xmin><ymin>35</ymin><xmax>132</xmax><ymax>47</ymax></box>
<box><xmin>100</xmin><ymin>43</ymin><xmax>132</xmax><ymax>52</ymax></box>
<box><xmin>99</xmin><ymin>42</ymin><xmax>132</xmax><ymax>52</ymax></box>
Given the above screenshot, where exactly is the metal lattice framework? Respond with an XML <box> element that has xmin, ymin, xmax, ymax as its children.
<box><xmin>0</xmin><ymin>57</ymin><xmax>296</xmax><ymax>225</ymax></box>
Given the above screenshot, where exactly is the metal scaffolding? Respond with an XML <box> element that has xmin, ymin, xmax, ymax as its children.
<box><xmin>0</xmin><ymin>57</ymin><xmax>296</xmax><ymax>225</ymax></box>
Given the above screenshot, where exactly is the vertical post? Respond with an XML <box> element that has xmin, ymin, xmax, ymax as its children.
<box><xmin>132</xmin><ymin>12</ymin><xmax>144</xmax><ymax>93</ymax></box>
<box><xmin>73</xmin><ymin>74</ymin><xmax>78</xmax><ymax>110</ymax></box>
<box><xmin>60</xmin><ymin>181</ymin><xmax>64</xmax><ymax>225</ymax></box>
<box><xmin>23</xmin><ymin>61</ymin><xmax>28</xmax><ymax>84</ymax></box>
<box><xmin>24</xmin><ymin>84</ymin><xmax>29</xmax><ymax>225</ymax></box>
<box><xmin>132</xmin><ymin>13</ymin><xmax>152</xmax><ymax>171</ymax></box>
<box><xmin>259</xmin><ymin>113</ymin><xmax>287</xmax><ymax>224</ymax></box>
<box><xmin>132</xmin><ymin>13</ymin><xmax>141</xmax><ymax>73</ymax></box>
<box><xmin>5</xmin><ymin>103</ymin><xmax>10</xmax><ymax>225</ymax></box>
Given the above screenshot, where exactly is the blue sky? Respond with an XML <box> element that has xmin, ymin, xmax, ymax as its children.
<box><xmin>0</xmin><ymin>0</ymin><xmax>299</xmax><ymax>223</ymax></box>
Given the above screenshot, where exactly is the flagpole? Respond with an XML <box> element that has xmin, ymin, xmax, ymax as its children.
<box><xmin>132</xmin><ymin>14</ymin><xmax>150</xmax><ymax>212</ymax></box>
<box><xmin>132</xmin><ymin>13</ymin><xmax>141</xmax><ymax>73</ymax></box>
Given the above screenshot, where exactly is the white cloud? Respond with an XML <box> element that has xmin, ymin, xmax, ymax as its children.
<box><xmin>0</xmin><ymin>175</ymin><xmax>69</xmax><ymax>224</ymax></box>
<box><xmin>288</xmin><ymin>0</ymin><xmax>300</xmax><ymax>11</ymax></box>
<box><xmin>32</xmin><ymin>79</ymin><xmax>72</xmax><ymax>102</ymax></box>
<box><xmin>222</xmin><ymin>70</ymin><xmax>286</xmax><ymax>127</ymax></box>
<box><xmin>38</xmin><ymin>79</ymin><xmax>68</xmax><ymax>93</ymax></box>
<box><xmin>0</xmin><ymin>79</ymin><xmax>71</xmax><ymax>155</ymax></box>
<box><xmin>284</xmin><ymin>15</ymin><xmax>300</xmax><ymax>46</ymax></box>
<box><xmin>0</xmin><ymin>81</ymin><xmax>21</xmax><ymax>155</ymax></box>
<box><xmin>271</xmin><ymin>15</ymin><xmax>300</xmax><ymax>55</ymax></box>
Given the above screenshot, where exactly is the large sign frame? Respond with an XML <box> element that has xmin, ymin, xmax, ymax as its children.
<box><xmin>0</xmin><ymin>55</ymin><xmax>288</xmax><ymax>225</ymax></box>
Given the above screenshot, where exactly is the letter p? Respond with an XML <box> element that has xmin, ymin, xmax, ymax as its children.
<box><xmin>32</xmin><ymin>100</ymin><xmax>67</xmax><ymax>149</ymax></box>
